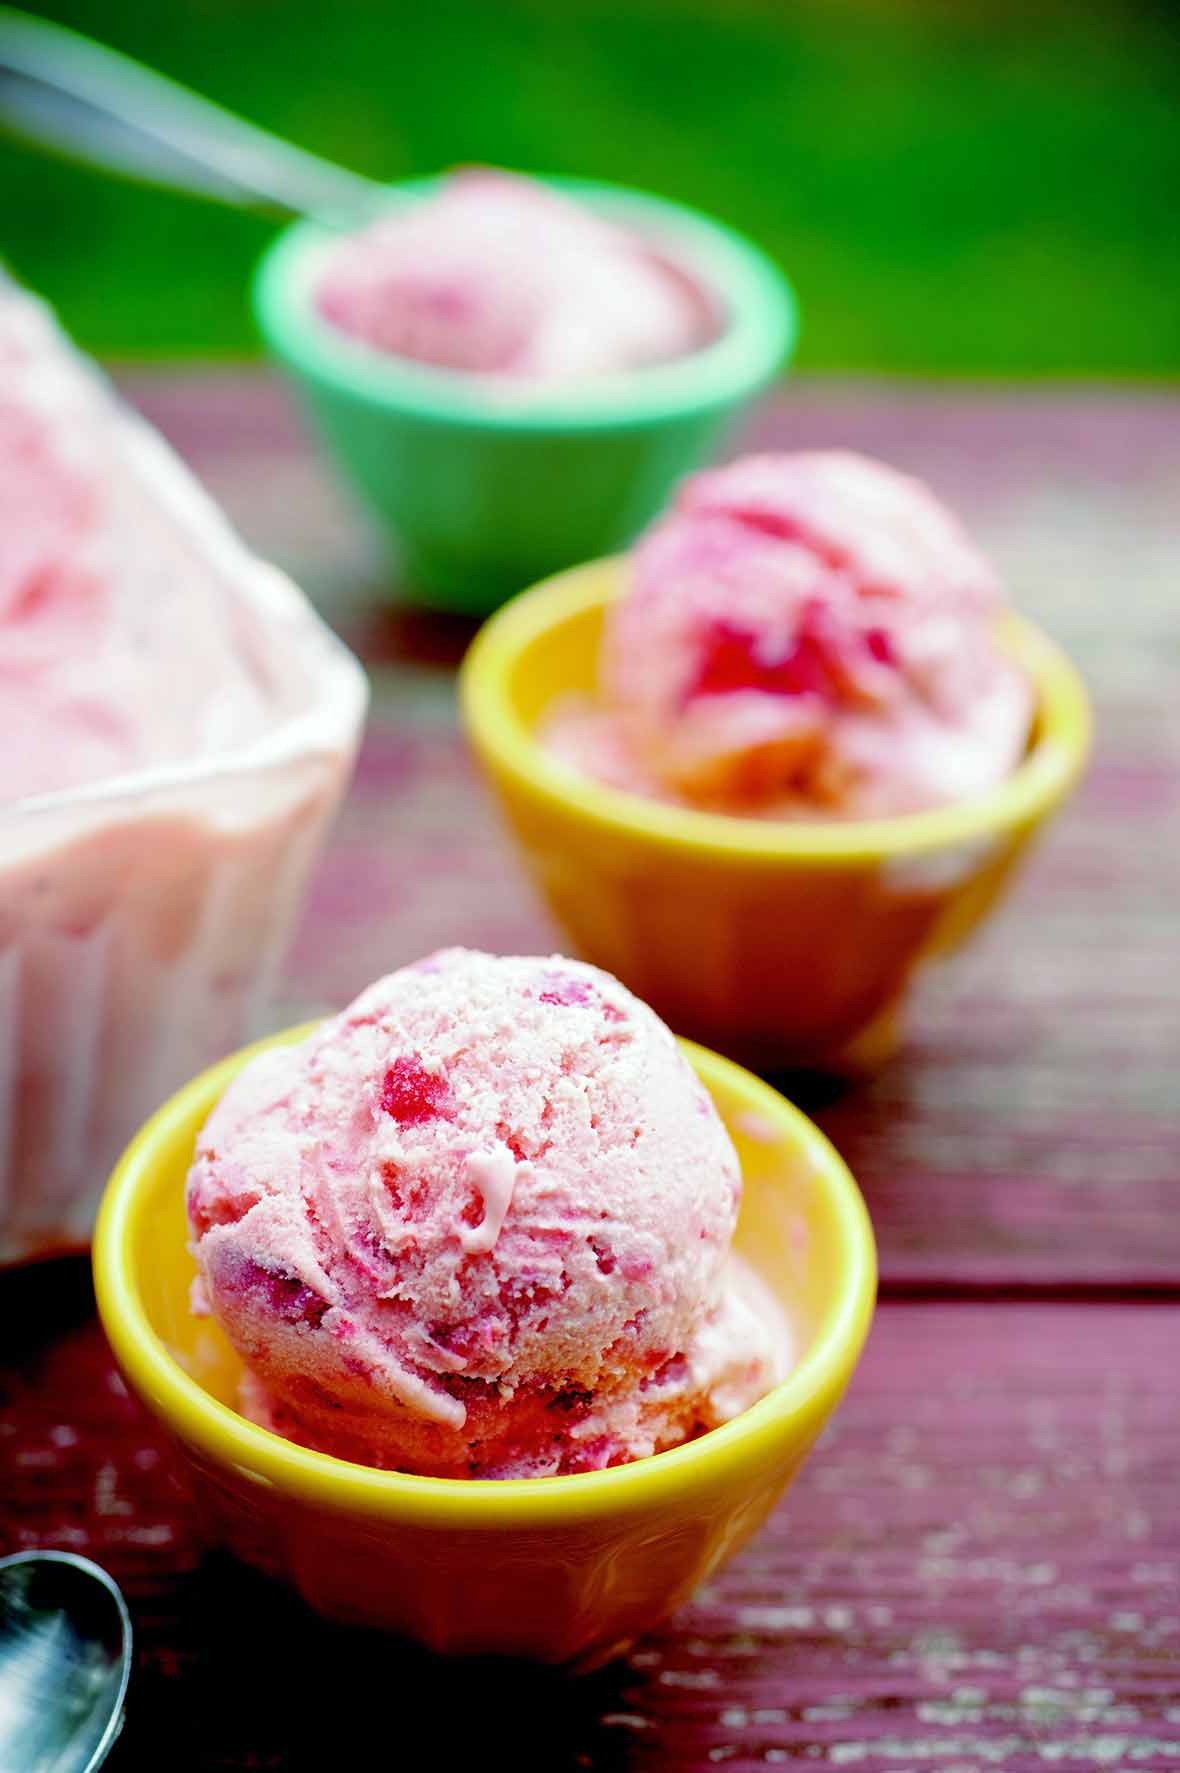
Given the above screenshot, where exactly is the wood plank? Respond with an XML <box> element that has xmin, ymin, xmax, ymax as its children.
<box><xmin>113</xmin><ymin>372</ymin><xmax>1180</xmax><ymax>1289</ymax></box>
<box><xmin>2</xmin><ymin>1275</ymin><xmax>1176</xmax><ymax>1769</ymax></box>
<box><xmin>650</xmin><ymin>1302</ymin><xmax>1180</xmax><ymax>1772</ymax></box>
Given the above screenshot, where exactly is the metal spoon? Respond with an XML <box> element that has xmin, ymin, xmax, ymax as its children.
<box><xmin>0</xmin><ymin>5</ymin><xmax>391</xmax><ymax>227</ymax></box>
<box><xmin>0</xmin><ymin>1551</ymin><xmax>132</xmax><ymax>1773</ymax></box>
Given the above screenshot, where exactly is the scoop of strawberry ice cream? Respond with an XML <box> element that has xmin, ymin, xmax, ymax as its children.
<box><xmin>545</xmin><ymin>451</ymin><xmax>1033</xmax><ymax>817</ymax></box>
<box><xmin>186</xmin><ymin>949</ymin><xmax>783</xmax><ymax>1478</ymax></box>
<box><xmin>314</xmin><ymin>168</ymin><xmax>716</xmax><ymax>384</ymax></box>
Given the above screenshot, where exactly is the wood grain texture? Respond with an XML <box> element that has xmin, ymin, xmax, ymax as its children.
<box><xmin>2</xmin><ymin>1277</ymin><xmax>1177</xmax><ymax>1770</ymax></box>
<box><xmin>118</xmin><ymin>371</ymin><xmax>1180</xmax><ymax>1290</ymax></box>
<box><xmin>1</xmin><ymin>374</ymin><xmax>1176</xmax><ymax>1769</ymax></box>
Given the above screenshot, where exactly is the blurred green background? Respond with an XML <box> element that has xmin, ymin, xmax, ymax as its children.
<box><xmin>3</xmin><ymin>0</ymin><xmax>1177</xmax><ymax>374</ymax></box>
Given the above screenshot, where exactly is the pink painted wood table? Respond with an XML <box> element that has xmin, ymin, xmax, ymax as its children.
<box><xmin>2</xmin><ymin>375</ymin><xmax>1178</xmax><ymax>1770</ymax></box>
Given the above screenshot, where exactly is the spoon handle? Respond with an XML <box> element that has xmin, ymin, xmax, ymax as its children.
<box><xmin>0</xmin><ymin>6</ymin><xmax>390</xmax><ymax>225</ymax></box>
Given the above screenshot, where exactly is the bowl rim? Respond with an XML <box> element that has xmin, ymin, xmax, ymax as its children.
<box><xmin>93</xmin><ymin>1028</ymin><xmax>875</xmax><ymax>1527</ymax></box>
<box><xmin>252</xmin><ymin>173</ymin><xmax>797</xmax><ymax>435</ymax></box>
<box><xmin>459</xmin><ymin>558</ymin><xmax>1093</xmax><ymax>864</ymax></box>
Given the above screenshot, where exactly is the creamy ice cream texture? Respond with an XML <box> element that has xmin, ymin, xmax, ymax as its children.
<box><xmin>187</xmin><ymin>949</ymin><xmax>786</xmax><ymax>1478</ymax></box>
<box><xmin>315</xmin><ymin>168</ymin><xmax>717</xmax><ymax>383</ymax></box>
<box><xmin>0</xmin><ymin>291</ymin><xmax>288</xmax><ymax>802</ymax></box>
<box><xmin>0</xmin><ymin>279</ymin><xmax>365</xmax><ymax>1263</ymax></box>
<box><xmin>545</xmin><ymin>450</ymin><xmax>1034</xmax><ymax>817</ymax></box>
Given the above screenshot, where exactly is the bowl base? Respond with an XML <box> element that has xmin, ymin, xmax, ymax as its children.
<box><xmin>825</xmin><ymin>997</ymin><xmax>905</xmax><ymax>1078</ymax></box>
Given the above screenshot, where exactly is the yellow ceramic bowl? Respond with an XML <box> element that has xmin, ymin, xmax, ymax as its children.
<box><xmin>460</xmin><ymin>561</ymin><xmax>1092</xmax><ymax>1071</ymax></box>
<box><xmin>93</xmin><ymin>1026</ymin><xmax>874</xmax><ymax>1667</ymax></box>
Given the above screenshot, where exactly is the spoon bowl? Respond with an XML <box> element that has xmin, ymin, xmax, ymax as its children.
<box><xmin>0</xmin><ymin>1551</ymin><xmax>132</xmax><ymax>1773</ymax></box>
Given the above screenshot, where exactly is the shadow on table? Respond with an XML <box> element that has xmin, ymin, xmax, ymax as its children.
<box><xmin>342</xmin><ymin>599</ymin><xmax>483</xmax><ymax>672</ymax></box>
<box><xmin>0</xmin><ymin>1251</ymin><xmax>97</xmax><ymax>1359</ymax></box>
<box><xmin>116</xmin><ymin>1552</ymin><xmax>634</xmax><ymax>1772</ymax></box>
<box><xmin>761</xmin><ymin>1067</ymin><xmax>864</xmax><ymax>1119</ymax></box>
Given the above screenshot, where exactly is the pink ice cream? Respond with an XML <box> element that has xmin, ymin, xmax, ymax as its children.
<box><xmin>0</xmin><ymin>280</ymin><xmax>365</xmax><ymax>1262</ymax></box>
<box><xmin>0</xmin><ymin>302</ymin><xmax>288</xmax><ymax>801</ymax></box>
<box><xmin>187</xmin><ymin>949</ymin><xmax>784</xmax><ymax>1478</ymax></box>
<box><xmin>545</xmin><ymin>451</ymin><xmax>1033</xmax><ymax>817</ymax></box>
<box><xmin>314</xmin><ymin>169</ymin><xmax>717</xmax><ymax>384</ymax></box>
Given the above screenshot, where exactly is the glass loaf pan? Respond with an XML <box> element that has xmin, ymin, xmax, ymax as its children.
<box><xmin>0</xmin><ymin>287</ymin><xmax>368</xmax><ymax>1262</ymax></box>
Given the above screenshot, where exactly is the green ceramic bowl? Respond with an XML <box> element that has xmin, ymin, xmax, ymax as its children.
<box><xmin>252</xmin><ymin>176</ymin><xmax>797</xmax><ymax>615</ymax></box>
